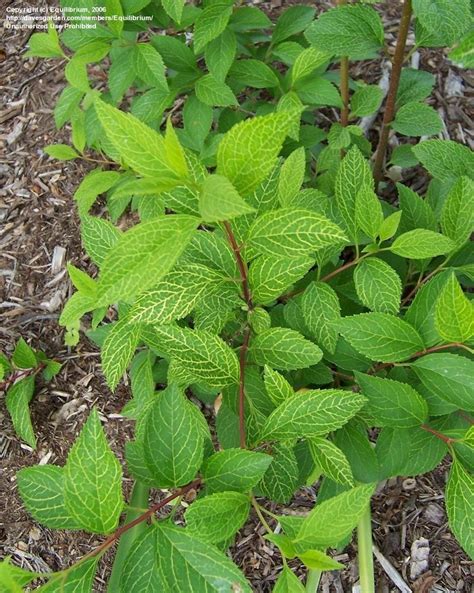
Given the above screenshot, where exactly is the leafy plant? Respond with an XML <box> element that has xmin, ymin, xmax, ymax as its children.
<box><xmin>3</xmin><ymin>0</ymin><xmax>474</xmax><ymax>591</ymax></box>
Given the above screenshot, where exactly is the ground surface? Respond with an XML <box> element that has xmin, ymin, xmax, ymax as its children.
<box><xmin>0</xmin><ymin>1</ymin><xmax>473</xmax><ymax>591</ymax></box>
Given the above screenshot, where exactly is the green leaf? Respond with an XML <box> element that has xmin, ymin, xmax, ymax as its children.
<box><xmin>164</xmin><ymin>119</ymin><xmax>188</xmax><ymax>178</ymax></box>
<box><xmin>199</xmin><ymin>174</ymin><xmax>255</xmax><ymax>222</ymax></box>
<box><xmin>133</xmin><ymin>44</ymin><xmax>168</xmax><ymax>91</ymax></box>
<box><xmin>202</xmin><ymin>449</ymin><xmax>272</xmax><ymax>494</ymax></box>
<box><xmin>305</xmin><ymin>4</ymin><xmax>384</xmax><ymax>59</ymax></box>
<box><xmin>74</xmin><ymin>169</ymin><xmax>121</xmax><ymax>218</ymax></box>
<box><xmin>129</xmin><ymin>264</ymin><xmax>222</xmax><ymax>325</ymax></box>
<box><xmin>17</xmin><ymin>465</ymin><xmax>81</xmax><ymax>530</ymax></box>
<box><xmin>12</xmin><ymin>338</ymin><xmax>37</xmax><ymax>369</ymax></box>
<box><xmin>308</xmin><ymin>437</ymin><xmax>354</xmax><ymax>487</ymax></box>
<box><xmin>0</xmin><ymin>557</ymin><xmax>38</xmax><ymax>590</ymax></box>
<box><xmin>101</xmin><ymin>318</ymin><xmax>141</xmax><ymax>390</ymax></box>
<box><xmin>95</xmin><ymin>215</ymin><xmax>198</xmax><ymax>305</ymax></box>
<box><xmin>263</xmin><ymin>366</ymin><xmax>294</xmax><ymax>406</ymax></box>
<box><xmin>350</xmin><ymin>85</ymin><xmax>384</xmax><ymax>117</ymax></box>
<box><xmin>195</xmin><ymin>74</ymin><xmax>237</xmax><ymax>107</ymax></box>
<box><xmin>25</xmin><ymin>28</ymin><xmax>63</xmax><ymax>58</ymax></box>
<box><xmin>446</xmin><ymin>461</ymin><xmax>474</xmax><ymax>558</ymax></box>
<box><xmin>94</xmin><ymin>99</ymin><xmax>179</xmax><ymax>179</ymax></box>
<box><xmin>441</xmin><ymin>176</ymin><xmax>474</xmax><ymax>246</ymax></box>
<box><xmin>183</xmin><ymin>95</ymin><xmax>213</xmax><ymax>152</ymax></box>
<box><xmin>249</xmin><ymin>308</ymin><xmax>272</xmax><ymax>334</ymax></box>
<box><xmin>294</xmin><ymin>484</ymin><xmax>375</xmax><ymax>550</ymax></box>
<box><xmin>193</xmin><ymin>4</ymin><xmax>233</xmax><ymax>54</ymax></box>
<box><xmin>289</xmin><ymin>47</ymin><xmax>330</xmax><ymax>87</ymax></box>
<box><xmin>295</xmin><ymin>77</ymin><xmax>342</xmax><ymax>107</ymax></box>
<box><xmin>413</xmin><ymin>0</ymin><xmax>471</xmax><ymax>46</ymax></box>
<box><xmin>327</xmin><ymin>123</ymin><xmax>351</xmax><ymax>151</ymax></box>
<box><xmin>230</xmin><ymin>6</ymin><xmax>272</xmax><ymax>31</ymax></box>
<box><xmin>355</xmin><ymin>186</ymin><xmax>384</xmax><ymax>240</ymax></box>
<box><xmin>38</xmin><ymin>558</ymin><xmax>98</xmax><ymax>593</ymax></box>
<box><xmin>335</xmin><ymin>146</ymin><xmax>374</xmax><ymax>241</ymax></box>
<box><xmin>390</xmin><ymin>144</ymin><xmax>420</xmax><ymax>168</ymax></box>
<box><xmin>121</xmin><ymin>524</ymin><xmax>252</xmax><ymax>592</ymax></box>
<box><xmin>390</xmin><ymin>229</ymin><xmax>455</xmax><ymax>259</ymax></box>
<box><xmin>6</xmin><ymin>377</ymin><xmax>36</xmax><ymax>448</ymax></box>
<box><xmin>247</xmin><ymin>208</ymin><xmax>347</xmax><ymax>258</ymax></box>
<box><xmin>216</xmin><ymin>111</ymin><xmax>296</xmax><ymax>196</ymax></box>
<box><xmin>64</xmin><ymin>408</ymin><xmax>123</xmax><ymax>534</ymax></box>
<box><xmin>186</xmin><ymin>492</ymin><xmax>249</xmax><ymax>544</ymax></box>
<box><xmin>249</xmin><ymin>328</ymin><xmax>323</xmax><ymax>371</ymax></box>
<box><xmin>413</xmin><ymin>140</ymin><xmax>474</xmax><ymax>182</ymax></box>
<box><xmin>397</xmin><ymin>183</ymin><xmax>436</xmax><ymax>233</ymax></box>
<box><xmin>272</xmin><ymin>5</ymin><xmax>316</xmax><ymax>45</ymax></box>
<box><xmin>278</xmin><ymin>147</ymin><xmax>306</xmax><ymax>206</ymax></box>
<box><xmin>205</xmin><ymin>28</ymin><xmax>236</xmax><ymax>82</ymax></box>
<box><xmin>337</xmin><ymin>312</ymin><xmax>424</xmax><ymax>362</ymax></box>
<box><xmin>130</xmin><ymin>351</ymin><xmax>154</xmax><ymax>406</ymax></box>
<box><xmin>151</xmin><ymin>35</ymin><xmax>196</xmax><ymax>73</ymax></box>
<box><xmin>273</xmin><ymin>567</ymin><xmax>305</xmax><ymax>593</ymax></box>
<box><xmin>378</xmin><ymin>211</ymin><xmax>402</xmax><ymax>242</ymax></box>
<box><xmin>302</xmin><ymin>282</ymin><xmax>341</xmax><ymax>354</ymax></box>
<box><xmin>355</xmin><ymin>372</ymin><xmax>428</xmax><ymax>427</ymax></box>
<box><xmin>298</xmin><ymin>550</ymin><xmax>345</xmax><ymax>571</ymax></box>
<box><xmin>354</xmin><ymin>258</ymin><xmax>402</xmax><ymax>315</ymax></box>
<box><xmin>411</xmin><ymin>353</ymin><xmax>474</xmax><ymax>410</ymax></box>
<box><xmin>392</xmin><ymin>101</ymin><xmax>442</xmax><ymax>136</ymax></box>
<box><xmin>375</xmin><ymin>428</ymin><xmax>411</xmax><ymax>479</ymax></box>
<box><xmin>257</xmin><ymin>443</ymin><xmax>299</xmax><ymax>503</ymax></box>
<box><xmin>229</xmin><ymin>59</ymin><xmax>279</xmax><ymax>88</ymax></box>
<box><xmin>435</xmin><ymin>273</ymin><xmax>474</xmax><ymax>343</ymax></box>
<box><xmin>54</xmin><ymin>86</ymin><xmax>84</xmax><ymax>128</ymax></box>
<box><xmin>334</xmin><ymin>421</ymin><xmax>379</xmax><ymax>483</ymax></box>
<box><xmin>144</xmin><ymin>325</ymin><xmax>239</xmax><ymax>389</ymax></box>
<box><xmin>143</xmin><ymin>385</ymin><xmax>203</xmax><ymax>488</ymax></box>
<box><xmin>81</xmin><ymin>215</ymin><xmax>122</xmax><ymax>267</ymax></box>
<box><xmin>449</xmin><ymin>30</ymin><xmax>474</xmax><ymax>68</ymax></box>
<box><xmin>65</xmin><ymin>58</ymin><xmax>90</xmax><ymax>92</ymax></box>
<box><xmin>74</xmin><ymin>40</ymin><xmax>111</xmax><ymax>63</ymax></box>
<box><xmin>108</xmin><ymin>47</ymin><xmax>135</xmax><ymax>102</ymax></box>
<box><xmin>44</xmin><ymin>144</ymin><xmax>79</xmax><ymax>161</ymax></box>
<box><xmin>396</xmin><ymin>68</ymin><xmax>435</xmax><ymax>108</ymax></box>
<box><xmin>162</xmin><ymin>0</ymin><xmax>184</xmax><ymax>23</ymax></box>
<box><xmin>259</xmin><ymin>389</ymin><xmax>366</xmax><ymax>441</ymax></box>
<box><xmin>249</xmin><ymin>255</ymin><xmax>314</xmax><ymax>305</ymax></box>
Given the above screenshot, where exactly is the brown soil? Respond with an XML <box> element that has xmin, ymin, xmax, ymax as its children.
<box><xmin>1</xmin><ymin>1</ymin><xmax>472</xmax><ymax>591</ymax></box>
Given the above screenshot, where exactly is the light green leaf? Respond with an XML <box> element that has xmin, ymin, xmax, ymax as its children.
<box><xmin>74</xmin><ymin>169</ymin><xmax>121</xmax><ymax>218</ymax></box>
<box><xmin>205</xmin><ymin>28</ymin><xmax>236</xmax><ymax>82</ymax></box>
<box><xmin>449</xmin><ymin>30</ymin><xmax>474</xmax><ymax>68</ymax></box>
<box><xmin>247</xmin><ymin>208</ymin><xmax>347</xmax><ymax>258</ymax></box>
<box><xmin>273</xmin><ymin>567</ymin><xmax>305</xmax><ymax>593</ymax></box>
<box><xmin>272</xmin><ymin>5</ymin><xmax>316</xmax><ymax>45</ymax></box>
<box><xmin>396</xmin><ymin>68</ymin><xmax>435</xmax><ymax>108</ymax></box>
<box><xmin>162</xmin><ymin>0</ymin><xmax>184</xmax><ymax>23</ymax></box>
<box><xmin>294</xmin><ymin>484</ymin><xmax>375</xmax><ymax>550</ymax></box>
<box><xmin>390</xmin><ymin>144</ymin><xmax>419</xmax><ymax>168</ymax></box>
<box><xmin>309</xmin><ymin>437</ymin><xmax>354</xmax><ymax>487</ymax></box>
<box><xmin>249</xmin><ymin>328</ymin><xmax>323</xmax><ymax>371</ymax></box>
<box><xmin>64</xmin><ymin>408</ymin><xmax>123</xmax><ymax>534</ymax></box>
<box><xmin>355</xmin><ymin>372</ymin><xmax>428</xmax><ymax>427</ymax></box>
<box><xmin>257</xmin><ymin>443</ymin><xmax>299</xmax><ymax>503</ymax></box>
<box><xmin>335</xmin><ymin>146</ymin><xmax>374</xmax><ymax>241</ymax></box>
<box><xmin>143</xmin><ymin>325</ymin><xmax>239</xmax><ymax>389</ymax></box>
<box><xmin>259</xmin><ymin>389</ymin><xmax>367</xmax><ymax>441</ymax></box>
<box><xmin>186</xmin><ymin>492</ymin><xmax>249</xmax><ymax>544</ymax></box>
<box><xmin>38</xmin><ymin>558</ymin><xmax>98</xmax><ymax>593</ymax></box>
<box><xmin>202</xmin><ymin>449</ymin><xmax>272</xmax><ymax>494</ymax></box>
<box><xmin>289</xmin><ymin>47</ymin><xmax>330</xmax><ymax>87</ymax></box>
<box><xmin>411</xmin><ymin>353</ymin><xmax>474</xmax><ymax>411</ymax></box>
<box><xmin>54</xmin><ymin>86</ymin><xmax>84</xmax><ymax>128</ymax></box>
<box><xmin>95</xmin><ymin>215</ymin><xmax>198</xmax><ymax>305</ymax></box>
<box><xmin>44</xmin><ymin>144</ymin><xmax>79</xmax><ymax>161</ymax></box>
<box><xmin>0</xmin><ymin>557</ymin><xmax>37</xmax><ymax>590</ymax></box>
<box><xmin>298</xmin><ymin>550</ymin><xmax>345</xmax><ymax>571</ymax></box>
<box><xmin>327</xmin><ymin>123</ymin><xmax>351</xmax><ymax>151</ymax></box>
<box><xmin>277</xmin><ymin>92</ymin><xmax>304</xmax><ymax>140</ymax></box>
<box><xmin>355</xmin><ymin>186</ymin><xmax>384</xmax><ymax>240</ymax></box>
<box><xmin>229</xmin><ymin>59</ymin><xmax>279</xmax><ymax>88</ymax></box>
<box><xmin>397</xmin><ymin>183</ymin><xmax>436</xmax><ymax>233</ymax></box>
<box><xmin>164</xmin><ymin>118</ymin><xmax>188</xmax><ymax>177</ymax></box>
<box><xmin>133</xmin><ymin>44</ymin><xmax>168</xmax><ymax>92</ymax></box>
<box><xmin>65</xmin><ymin>58</ymin><xmax>90</xmax><ymax>92</ymax></box>
<box><xmin>350</xmin><ymin>85</ymin><xmax>384</xmax><ymax>117</ymax></box>
<box><xmin>278</xmin><ymin>147</ymin><xmax>306</xmax><ymax>206</ymax></box>
<box><xmin>249</xmin><ymin>255</ymin><xmax>314</xmax><ymax>305</ymax></box>
<box><xmin>302</xmin><ymin>282</ymin><xmax>341</xmax><ymax>354</ymax></box>
<box><xmin>195</xmin><ymin>74</ymin><xmax>237</xmax><ymax>107</ymax></box>
<box><xmin>337</xmin><ymin>312</ymin><xmax>424</xmax><ymax>362</ymax></box>
<box><xmin>392</xmin><ymin>101</ymin><xmax>442</xmax><ymax>136</ymax></box>
<box><xmin>441</xmin><ymin>176</ymin><xmax>474</xmax><ymax>245</ymax></box>
<box><xmin>263</xmin><ymin>366</ymin><xmax>294</xmax><ymax>407</ymax></box>
<box><xmin>413</xmin><ymin>140</ymin><xmax>474</xmax><ymax>181</ymax></box>
<box><xmin>249</xmin><ymin>308</ymin><xmax>272</xmax><ymax>334</ymax></box>
<box><xmin>378</xmin><ymin>211</ymin><xmax>402</xmax><ymax>242</ymax></box>
<box><xmin>94</xmin><ymin>99</ymin><xmax>179</xmax><ymax>179</ymax></box>
<box><xmin>143</xmin><ymin>384</ymin><xmax>203</xmax><ymax>488</ymax></box>
<box><xmin>6</xmin><ymin>376</ymin><xmax>36</xmax><ymax>448</ymax></box>
<box><xmin>295</xmin><ymin>77</ymin><xmax>342</xmax><ymax>107</ymax></box>
<box><xmin>305</xmin><ymin>4</ymin><xmax>384</xmax><ymax>58</ymax></box>
<box><xmin>435</xmin><ymin>273</ymin><xmax>474</xmax><ymax>343</ymax></box>
<box><xmin>354</xmin><ymin>258</ymin><xmax>402</xmax><ymax>315</ymax></box>
<box><xmin>17</xmin><ymin>465</ymin><xmax>81</xmax><ymax>530</ymax></box>
<box><xmin>130</xmin><ymin>351</ymin><xmax>154</xmax><ymax>406</ymax></box>
<box><xmin>199</xmin><ymin>174</ymin><xmax>255</xmax><ymax>222</ymax></box>
<box><xmin>217</xmin><ymin>111</ymin><xmax>296</xmax><ymax>196</ymax></box>
<box><xmin>25</xmin><ymin>28</ymin><xmax>64</xmax><ymax>58</ymax></box>
<box><xmin>183</xmin><ymin>95</ymin><xmax>213</xmax><ymax>152</ymax></box>
<box><xmin>101</xmin><ymin>317</ymin><xmax>141</xmax><ymax>390</ymax></box>
<box><xmin>81</xmin><ymin>215</ymin><xmax>122</xmax><ymax>267</ymax></box>
<box><xmin>390</xmin><ymin>229</ymin><xmax>455</xmax><ymax>259</ymax></box>
<box><xmin>193</xmin><ymin>4</ymin><xmax>233</xmax><ymax>54</ymax></box>
<box><xmin>446</xmin><ymin>461</ymin><xmax>474</xmax><ymax>558</ymax></box>
<box><xmin>413</xmin><ymin>0</ymin><xmax>471</xmax><ymax>46</ymax></box>
<box><xmin>12</xmin><ymin>338</ymin><xmax>37</xmax><ymax>369</ymax></box>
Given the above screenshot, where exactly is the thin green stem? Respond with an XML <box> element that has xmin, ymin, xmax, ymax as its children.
<box><xmin>251</xmin><ymin>496</ymin><xmax>274</xmax><ymax>534</ymax></box>
<box><xmin>305</xmin><ymin>569</ymin><xmax>322</xmax><ymax>592</ymax></box>
<box><xmin>357</xmin><ymin>507</ymin><xmax>375</xmax><ymax>593</ymax></box>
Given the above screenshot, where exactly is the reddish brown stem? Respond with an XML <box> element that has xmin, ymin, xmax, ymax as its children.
<box><xmin>0</xmin><ymin>364</ymin><xmax>45</xmax><ymax>393</ymax></box>
<box><xmin>370</xmin><ymin>342</ymin><xmax>465</xmax><ymax>374</ymax></box>
<box><xmin>420</xmin><ymin>425</ymin><xmax>454</xmax><ymax>445</ymax></box>
<box><xmin>80</xmin><ymin>480</ymin><xmax>200</xmax><ymax>564</ymax></box>
<box><xmin>373</xmin><ymin>0</ymin><xmax>412</xmax><ymax>185</ymax></box>
<box><xmin>223</xmin><ymin>221</ymin><xmax>253</xmax><ymax>449</ymax></box>
<box><xmin>336</xmin><ymin>0</ymin><xmax>349</xmax><ymax>127</ymax></box>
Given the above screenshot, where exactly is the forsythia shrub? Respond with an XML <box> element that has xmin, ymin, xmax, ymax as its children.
<box><xmin>2</xmin><ymin>0</ymin><xmax>474</xmax><ymax>591</ymax></box>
